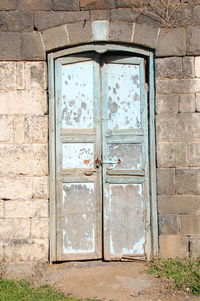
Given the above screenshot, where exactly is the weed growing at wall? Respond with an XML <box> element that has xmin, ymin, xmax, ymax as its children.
<box><xmin>149</xmin><ymin>258</ymin><xmax>200</xmax><ymax>295</ymax></box>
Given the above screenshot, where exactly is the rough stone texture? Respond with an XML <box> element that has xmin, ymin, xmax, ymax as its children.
<box><xmin>188</xmin><ymin>143</ymin><xmax>200</xmax><ymax>167</ymax></box>
<box><xmin>190</xmin><ymin>237</ymin><xmax>200</xmax><ymax>258</ymax></box>
<box><xmin>187</xmin><ymin>26</ymin><xmax>200</xmax><ymax>55</ymax></box>
<box><xmin>157</xmin><ymin>78</ymin><xmax>200</xmax><ymax>94</ymax></box>
<box><xmin>156</xmin><ymin>57</ymin><xmax>183</xmax><ymax>79</ymax></box>
<box><xmin>181</xmin><ymin>216</ymin><xmax>200</xmax><ymax>235</ymax></box>
<box><xmin>0</xmin><ymin>32</ymin><xmax>21</xmax><ymax>60</ymax></box>
<box><xmin>176</xmin><ymin>168</ymin><xmax>200</xmax><ymax>195</ymax></box>
<box><xmin>24</xmin><ymin>116</ymin><xmax>48</xmax><ymax>143</ymax></box>
<box><xmin>116</xmin><ymin>0</ymin><xmax>144</xmax><ymax>8</ymax></box>
<box><xmin>13</xmin><ymin>116</ymin><xmax>25</xmax><ymax>144</ymax></box>
<box><xmin>159</xmin><ymin>215</ymin><xmax>180</xmax><ymax>235</ymax></box>
<box><xmin>108</xmin><ymin>21</ymin><xmax>133</xmax><ymax>42</ymax></box>
<box><xmin>42</xmin><ymin>25</ymin><xmax>70</xmax><ymax>51</ymax></box>
<box><xmin>157</xmin><ymin>143</ymin><xmax>187</xmax><ymax>168</ymax></box>
<box><xmin>195</xmin><ymin>56</ymin><xmax>200</xmax><ymax>77</ymax></box>
<box><xmin>4</xmin><ymin>200</ymin><xmax>48</xmax><ymax>219</ymax></box>
<box><xmin>157</xmin><ymin>168</ymin><xmax>175</xmax><ymax>195</ymax></box>
<box><xmin>4</xmin><ymin>263</ymin><xmax>33</xmax><ymax>280</ymax></box>
<box><xmin>0</xmin><ymin>200</ymin><xmax>3</xmax><ymax>218</ymax></box>
<box><xmin>158</xmin><ymin>196</ymin><xmax>200</xmax><ymax>215</ymax></box>
<box><xmin>90</xmin><ymin>10</ymin><xmax>110</xmax><ymax>20</ymax></box>
<box><xmin>0</xmin><ymin>12</ymin><xmax>33</xmax><ymax>32</ymax></box>
<box><xmin>0</xmin><ymin>219</ymin><xmax>30</xmax><ymax>239</ymax></box>
<box><xmin>21</xmin><ymin>33</ymin><xmax>45</xmax><ymax>61</ymax></box>
<box><xmin>0</xmin><ymin>91</ymin><xmax>47</xmax><ymax>115</ymax></box>
<box><xmin>159</xmin><ymin>236</ymin><xmax>189</xmax><ymax>258</ymax></box>
<box><xmin>0</xmin><ymin>116</ymin><xmax>13</xmax><ymax>143</ymax></box>
<box><xmin>183</xmin><ymin>56</ymin><xmax>195</xmax><ymax>78</ymax></box>
<box><xmin>3</xmin><ymin>239</ymin><xmax>48</xmax><ymax>263</ymax></box>
<box><xmin>80</xmin><ymin>0</ymin><xmax>115</xmax><ymax>10</ymax></box>
<box><xmin>31</xmin><ymin>218</ymin><xmax>49</xmax><ymax>239</ymax></box>
<box><xmin>156</xmin><ymin>28</ymin><xmax>186</xmax><ymax>57</ymax></box>
<box><xmin>0</xmin><ymin>0</ymin><xmax>17</xmax><ymax>10</ymax></box>
<box><xmin>179</xmin><ymin>94</ymin><xmax>196</xmax><ymax>112</ymax></box>
<box><xmin>156</xmin><ymin>113</ymin><xmax>200</xmax><ymax>142</ymax></box>
<box><xmin>53</xmin><ymin>0</ymin><xmax>79</xmax><ymax>11</ymax></box>
<box><xmin>34</xmin><ymin>11</ymin><xmax>90</xmax><ymax>31</ymax></box>
<box><xmin>0</xmin><ymin>241</ymin><xmax>3</xmax><ymax>262</ymax></box>
<box><xmin>67</xmin><ymin>21</ymin><xmax>92</xmax><ymax>45</ymax></box>
<box><xmin>111</xmin><ymin>8</ymin><xmax>139</xmax><ymax>22</ymax></box>
<box><xmin>195</xmin><ymin>93</ymin><xmax>200</xmax><ymax>111</ymax></box>
<box><xmin>156</xmin><ymin>94</ymin><xmax>179</xmax><ymax>114</ymax></box>
<box><xmin>0</xmin><ymin>145</ymin><xmax>48</xmax><ymax>176</ymax></box>
<box><xmin>133</xmin><ymin>23</ymin><xmax>159</xmax><ymax>49</ymax></box>
<box><xmin>17</xmin><ymin>0</ymin><xmax>52</xmax><ymax>10</ymax></box>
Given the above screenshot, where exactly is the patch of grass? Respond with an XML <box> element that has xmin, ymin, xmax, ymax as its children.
<box><xmin>149</xmin><ymin>257</ymin><xmax>200</xmax><ymax>295</ymax></box>
<box><xmin>0</xmin><ymin>278</ymin><xmax>101</xmax><ymax>301</ymax></box>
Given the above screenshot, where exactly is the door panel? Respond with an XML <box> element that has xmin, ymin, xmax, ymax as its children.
<box><xmin>102</xmin><ymin>56</ymin><xmax>149</xmax><ymax>260</ymax></box>
<box><xmin>55</xmin><ymin>54</ymin><xmax>102</xmax><ymax>261</ymax></box>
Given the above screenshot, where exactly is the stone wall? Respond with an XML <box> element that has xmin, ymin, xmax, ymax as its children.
<box><xmin>0</xmin><ymin>0</ymin><xmax>200</xmax><ymax>277</ymax></box>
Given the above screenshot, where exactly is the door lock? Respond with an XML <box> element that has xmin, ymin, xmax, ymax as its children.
<box><xmin>95</xmin><ymin>158</ymin><xmax>121</xmax><ymax>168</ymax></box>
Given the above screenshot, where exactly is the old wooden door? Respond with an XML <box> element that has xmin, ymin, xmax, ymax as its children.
<box><xmin>55</xmin><ymin>52</ymin><xmax>150</xmax><ymax>261</ymax></box>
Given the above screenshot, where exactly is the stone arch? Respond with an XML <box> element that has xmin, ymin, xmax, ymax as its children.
<box><xmin>40</xmin><ymin>20</ymin><xmax>186</xmax><ymax>57</ymax></box>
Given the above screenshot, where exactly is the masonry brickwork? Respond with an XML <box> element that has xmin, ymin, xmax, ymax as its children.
<box><xmin>0</xmin><ymin>0</ymin><xmax>199</xmax><ymax>279</ymax></box>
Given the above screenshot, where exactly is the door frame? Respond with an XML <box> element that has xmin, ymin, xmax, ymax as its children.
<box><xmin>48</xmin><ymin>43</ymin><xmax>158</xmax><ymax>262</ymax></box>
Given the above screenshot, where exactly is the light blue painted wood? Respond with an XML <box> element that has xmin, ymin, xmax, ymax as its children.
<box><xmin>102</xmin><ymin>56</ymin><xmax>150</xmax><ymax>260</ymax></box>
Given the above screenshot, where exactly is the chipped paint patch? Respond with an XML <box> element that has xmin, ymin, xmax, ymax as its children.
<box><xmin>62</xmin><ymin>143</ymin><xmax>94</xmax><ymax>168</ymax></box>
<box><xmin>61</xmin><ymin>61</ymin><xmax>94</xmax><ymax>129</ymax></box>
<box><xmin>106</xmin><ymin>64</ymin><xmax>141</xmax><ymax>130</ymax></box>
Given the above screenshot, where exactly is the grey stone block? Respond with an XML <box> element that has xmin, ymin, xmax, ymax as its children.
<box><xmin>176</xmin><ymin>168</ymin><xmax>200</xmax><ymax>194</ymax></box>
<box><xmin>108</xmin><ymin>21</ymin><xmax>133</xmax><ymax>42</ymax></box>
<box><xmin>116</xmin><ymin>0</ymin><xmax>144</xmax><ymax>7</ymax></box>
<box><xmin>111</xmin><ymin>8</ymin><xmax>139</xmax><ymax>22</ymax></box>
<box><xmin>187</xmin><ymin>26</ymin><xmax>200</xmax><ymax>55</ymax></box>
<box><xmin>136</xmin><ymin>10</ymin><xmax>162</xmax><ymax>27</ymax></box>
<box><xmin>159</xmin><ymin>215</ymin><xmax>180</xmax><ymax>235</ymax></box>
<box><xmin>156</xmin><ymin>28</ymin><xmax>186</xmax><ymax>57</ymax></box>
<box><xmin>91</xmin><ymin>10</ymin><xmax>110</xmax><ymax>21</ymax></box>
<box><xmin>157</xmin><ymin>143</ymin><xmax>187</xmax><ymax>168</ymax></box>
<box><xmin>53</xmin><ymin>0</ymin><xmax>79</xmax><ymax>11</ymax></box>
<box><xmin>0</xmin><ymin>32</ymin><xmax>21</xmax><ymax>60</ymax></box>
<box><xmin>189</xmin><ymin>237</ymin><xmax>200</xmax><ymax>258</ymax></box>
<box><xmin>157</xmin><ymin>168</ymin><xmax>175</xmax><ymax>195</ymax></box>
<box><xmin>0</xmin><ymin>12</ymin><xmax>33</xmax><ymax>32</ymax></box>
<box><xmin>34</xmin><ymin>11</ymin><xmax>90</xmax><ymax>30</ymax></box>
<box><xmin>156</xmin><ymin>78</ymin><xmax>200</xmax><ymax>94</ymax></box>
<box><xmin>17</xmin><ymin>0</ymin><xmax>52</xmax><ymax>10</ymax></box>
<box><xmin>156</xmin><ymin>57</ymin><xmax>183</xmax><ymax>79</ymax></box>
<box><xmin>156</xmin><ymin>94</ymin><xmax>179</xmax><ymax>114</ymax></box>
<box><xmin>42</xmin><ymin>25</ymin><xmax>70</xmax><ymax>51</ymax></box>
<box><xmin>157</xmin><ymin>113</ymin><xmax>200</xmax><ymax>142</ymax></box>
<box><xmin>21</xmin><ymin>33</ymin><xmax>45</xmax><ymax>61</ymax></box>
<box><xmin>80</xmin><ymin>0</ymin><xmax>115</xmax><ymax>10</ymax></box>
<box><xmin>158</xmin><ymin>195</ymin><xmax>200</xmax><ymax>215</ymax></box>
<box><xmin>0</xmin><ymin>0</ymin><xmax>17</xmax><ymax>10</ymax></box>
<box><xmin>67</xmin><ymin>21</ymin><xmax>92</xmax><ymax>45</ymax></box>
<box><xmin>173</xmin><ymin>4</ymin><xmax>194</xmax><ymax>27</ymax></box>
<box><xmin>133</xmin><ymin>23</ymin><xmax>159</xmax><ymax>49</ymax></box>
<box><xmin>195</xmin><ymin>93</ymin><xmax>200</xmax><ymax>111</ymax></box>
<box><xmin>188</xmin><ymin>143</ymin><xmax>200</xmax><ymax>167</ymax></box>
<box><xmin>183</xmin><ymin>57</ymin><xmax>195</xmax><ymax>78</ymax></box>
<box><xmin>179</xmin><ymin>94</ymin><xmax>195</xmax><ymax>113</ymax></box>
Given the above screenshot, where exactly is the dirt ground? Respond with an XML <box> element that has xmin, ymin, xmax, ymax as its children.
<box><xmin>40</xmin><ymin>261</ymin><xmax>200</xmax><ymax>301</ymax></box>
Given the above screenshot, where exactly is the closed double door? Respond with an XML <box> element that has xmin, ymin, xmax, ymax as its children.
<box><xmin>55</xmin><ymin>52</ymin><xmax>150</xmax><ymax>261</ymax></box>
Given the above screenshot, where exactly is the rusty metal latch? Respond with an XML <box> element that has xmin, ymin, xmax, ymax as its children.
<box><xmin>95</xmin><ymin>158</ymin><xmax>121</xmax><ymax>168</ymax></box>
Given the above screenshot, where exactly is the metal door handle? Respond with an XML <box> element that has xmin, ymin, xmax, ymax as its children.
<box><xmin>95</xmin><ymin>158</ymin><xmax>121</xmax><ymax>168</ymax></box>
